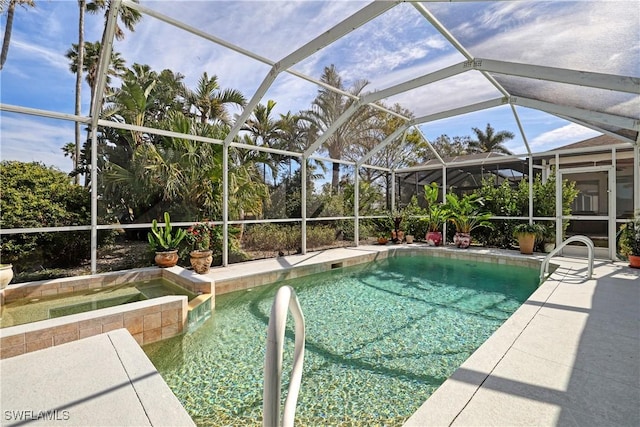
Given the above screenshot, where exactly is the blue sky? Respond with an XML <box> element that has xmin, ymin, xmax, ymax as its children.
<box><xmin>2</xmin><ymin>0</ymin><xmax>637</xmax><ymax>173</ymax></box>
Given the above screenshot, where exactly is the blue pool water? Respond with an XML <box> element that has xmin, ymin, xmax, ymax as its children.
<box><xmin>144</xmin><ymin>255</ymin><xmax>539</xmax><ymax>426</ymax></box>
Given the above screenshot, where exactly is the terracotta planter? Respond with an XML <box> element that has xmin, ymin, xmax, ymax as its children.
<box><xmin>155</xmin><ymin>250</ymin><xmax>179</xmax><ymax>268</ymax></box>
<box><xmin>426</xmin><ymin>231</ymin><xmax>443</xmax><ymax>246</ymax></box>
<box><xmin>377</xmin><ymin>237</ymin><xmax>388</xmax><ymax>245</ymax></box>
<box><xmin>190</xmin><ymin>250</ymin><xmax>213</xmax><ymax>274</ymax></box>
<box><xmin>405</xmin><ymin>235</ymin><xmax>414</xmax><ymax>244</ymax></box>
<box><xmin>453</xmin><ymin>232</ymin><xmax>471</xmax><ymax>249</ymax></box>
<box><xmin>517</xmin><ymin>233</ymin><xmax>536</xmax><ymax>255</ymax></box>
<box><xmin>391</xmin><ymin>230</ymin><xmax>405</xmax><ymax>243</ymax></box>
<box><xmin>0</xmin><ymin>264</ymin><xmax>13</xmax><ymax>289</ymax></box>
<box><xmin>629</xmin><ymin>254</ymin><xmax>640</xmax><ymax>269</ymax></box>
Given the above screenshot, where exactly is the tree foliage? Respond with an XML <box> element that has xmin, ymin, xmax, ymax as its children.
<box><xmin>0</xmin><ymin>161</ymin><xmax>93</xmax><ymax>270</ymax></box>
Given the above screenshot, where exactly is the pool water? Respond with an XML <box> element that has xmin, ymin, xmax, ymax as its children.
<box><xmin>0</xmin><ymin>279</ymin><xmax>196</xmax><ymax>328</ymax></box>
<box><xmin>143</xmin><ymin>256</ymin><xmax>539</xmax><ymax>426</ymax></box>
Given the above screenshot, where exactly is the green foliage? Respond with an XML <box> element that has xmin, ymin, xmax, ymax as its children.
<box><xmin>306</xmin><ymin>225</ymin><xmax>338</xmax><ymax>248</ymax></box>
<box><xmin>443</xmin><ymin>192</ymin><xmax>493</xmax><ymax>234</ymax></box>
<box><xmin>423</xmin><ymin>183</ymin><xmax>447</xmax><ymax>232</ymax></box>
<box><xmin>242</xmin><ymin>223</ymin><xmax>338</xmax><ymax>254</ymax></box>
<box><xmin>473</xmin><ymin>174</ymin><xmax>579</xmax><ymax>248</ymax></box>
<box><xmin>619</xmin><ymin>216</ymin><xmax>640</xmax><ymax>257</ymax></box>
<box><xmin>473</xmin><ymin>176</ymin><xmax>522</xmax><ymax>247</ymax></box>
<box><xmin>402</xmin><ymin>196</ymin><xmax>427</xmax><ymax>237</ymax></box>
<box><xmin>513</xmin><ymin>222</ymin><xmax>545</xmax><ymax>238</ymax></box>
<box><xmin>147</xmin><ymin>212</ymin><xmax>187</xmax><ymax>251</ymax></box>
<box><xmin>0</xmin><ymin>161</ymin><xmax>96</xmax><ymax>271</ymax></box>
<box><xmin>186</xmin><ymin>222</ymin><xmax>216</xmax><ymax>251</ymax></box>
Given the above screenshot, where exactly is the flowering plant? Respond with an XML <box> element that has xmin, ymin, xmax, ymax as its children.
<box><xmin>186</xmin><ymin>221</ymin><xmax>215</xmax><ymax>251</ymax></box>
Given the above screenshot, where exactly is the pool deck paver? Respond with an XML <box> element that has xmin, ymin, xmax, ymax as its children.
<box><xmin>0</xmin><ymin>328</ymin><xmax>195</xmax><ymax>427</ymax></box>
<box><xmin>1</xmin><ymin>247</ymin><xmax>638</xmax><ymax>426</ymax></box>
<box><xmin>404</xmin><ymin>256</ymin><xmax>640</xmax><ymax>427</ymax></box>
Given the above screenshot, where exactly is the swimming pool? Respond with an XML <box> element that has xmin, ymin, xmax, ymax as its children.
<box><xmin>144</xmin><ymin>255</ymin><xmax>539</xmax><ymax>426</ymax></box>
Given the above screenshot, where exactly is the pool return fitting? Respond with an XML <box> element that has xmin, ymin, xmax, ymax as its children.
<box><xmin>263</xmin><ymin>286</ymin><xmax>306</xmax><ymax>427</ymax></box>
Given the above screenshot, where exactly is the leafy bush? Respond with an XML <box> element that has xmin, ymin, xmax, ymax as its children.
<box><xmin>242</xmin><ymin>223</ymin><xmax>340</xmax><ymax>254</ymax></box>
<box><xmin>473</xmin><ymin>174</ymin><xmax>579</xmax><ymax>249</ymax></box>
<box><xmin>306</xmin><ymin>225</ymin><xmax>337</xmax><ymax>248</ymax></box>
<box><xmin>0</xmin><ymin>161</ymin><xmax>96</xmax><ymax>271</ymax></box>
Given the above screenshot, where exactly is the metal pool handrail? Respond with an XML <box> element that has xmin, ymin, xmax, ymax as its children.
<box><xmin>539</xmin><ymin>235</ymin><xmax>594</xmax><ymax>284</ymax></box>
<box><xmin>263</xmin><ymin>286</ymin><xmax>306</xmax><ymax>427</ymax></box>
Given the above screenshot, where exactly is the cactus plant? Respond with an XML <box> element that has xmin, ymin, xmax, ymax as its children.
<box><xmin>147</xmin><ymin>212</ymin><xmax>187</xmax><ymax>251</ymax></box>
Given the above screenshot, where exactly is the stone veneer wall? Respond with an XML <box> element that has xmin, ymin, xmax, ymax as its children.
<box><xmin>0</xmin><ymin>296</ymin><xmax>187</xmax><ymax>359</ymax></box>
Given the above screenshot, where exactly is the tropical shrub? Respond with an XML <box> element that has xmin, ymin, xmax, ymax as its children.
<box><xmin>423</xmin><ymin>183</ymin><xmax>446</xmax><ymax>233</ymax></box>
<box><xmin>0</xmin><ymin>161</ymin><xmax>98</xmax><ymax>271</ymax></box>
<box><xmin>443</xmin><ymin>192</ymin><xmax>493</xmax><ymax>234</ymax></box>
<box><xmin>473</xmin><ymin>174</ymin><xmax>579</xmax><ymax>248</ymax></box>
<box><xmin>402</xmin><ymin>196</ymin><xmax>427</xmax><ymax>238</ymax></box>
<box><xmin>619</xmin><ymin>215</ymin><xmax>640</xmax><ymax>258</ymax></box>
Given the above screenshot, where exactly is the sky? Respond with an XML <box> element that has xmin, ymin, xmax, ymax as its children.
<box><xmin>1</xmin><ymin>0</ymin><xmax>638</xmax><ymax>173</ymax></box>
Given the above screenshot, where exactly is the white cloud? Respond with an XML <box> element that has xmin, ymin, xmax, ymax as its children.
<box><xmin>529</xmin><ymin>123</ymin><xmax>601</xmax><ymax>152</ymax></box>
<box><xmin>0</xmin><ymin>115</ymin><xmax>75</xmax><ymax>172</ymax></box>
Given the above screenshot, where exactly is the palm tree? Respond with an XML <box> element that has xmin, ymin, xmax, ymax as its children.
<box><xmin>182</xmin><ymin>72</ymin><xmax>246</xmax><ymax>125</ymax></box>
<box><xmin>66</xmin><ymin>41</ymin><xmax>126</xmax><ymax>116</ymax></box>
<box><xmin>71</xmin><ymin>0</ymin><xmax>141</xmax><ymax>180</ymax></box>
<box><xmin>87</xmin><ymin>0</ymin><xmax>141</xmax><ymax>42</ymax></box>
<box><xmin>0</xmin><ymin>0</ymin><xmax>35</xmax><ymax>70</ymax></box>
<box><xmin>72</xmin><ymin>0</ymin><xmax>86</xmax><ymax>184</ymax></box>
<box><xmin>242</xmin><ymin>100</ymin><xmax>284</xmax><ymax>185</ymax></box>
<box><xmin>302</xmin><ymin>65</ymin><xmax>379</xmax><ymax>191</ymax></box>
<box><xmin>468</xmin><ymin>123</ymin><xmax>514</xmax><ymax>155</ymax></box>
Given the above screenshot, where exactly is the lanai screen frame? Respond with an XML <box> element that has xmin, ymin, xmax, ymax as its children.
<box><xmin>1</xmin><ymin>0</ymin><xmax>638</xmax><ymax>271</ymax></box>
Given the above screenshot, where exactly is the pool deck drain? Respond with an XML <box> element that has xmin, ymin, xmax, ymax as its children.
<box><xmin>1</xmin><ymin>247</ymin><xmax>638</xmax><ymax>426</ymax></box>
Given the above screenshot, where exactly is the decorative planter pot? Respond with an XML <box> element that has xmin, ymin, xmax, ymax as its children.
<box><xmin>155</xmin><ymin>250</ymin><xmax>179</xmax><ymax>268</ymax></box>
<box><xmin>377</xmin><ymin>237</ymin><xmax>388</xmax><ymax>245</ymax></box>
<box><xmin>405</xmin><ymin>235</ymin><xmax>414</xmax><ymax>244</ymax></box>
<box><xmin>391</xmin><ymin>230</ymin><xmax>405</xmax><ymax>243</ymax></box>
<box><xmin>453</xmin><ymin>232</ymin><xmax>471</xmax><ymax>249</ymax></box>
<box><xmin>517</xmin><ymin>234</ymin><xmax>536</xmax><ymax>255</ymax></box>
<box><xmin>426</xmin><ymin>231</ymin><xmax>443</xmax><ymax>246</ymax></box>
<box><xmin>0</xmin><ymin>264</ymin><xmax>14</xmax><ymax>289</ymax></box>
<box><xmin>629</xmin><ymin>254</ymin><xmax>640</xmax><ymax>269</ymax></box>
<box><xmin>544</xmin><ymin>242</ymin><xmax>556</xmax><ymax>253</ymax></box>
<box><xmin>190</xmin><ymin>250</ymin><xmax>213</xmax><ymax>274</ymax></box>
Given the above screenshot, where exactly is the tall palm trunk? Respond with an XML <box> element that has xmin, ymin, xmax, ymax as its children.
<box><xmin>74</xmin><ymin>0</ymin><xmax>86</xmax><ymax>184</ymax></box>
<box><xmin>0</xmin><ymin>0</ymin><xmax>16</xmax><ymax>70</ymax></box>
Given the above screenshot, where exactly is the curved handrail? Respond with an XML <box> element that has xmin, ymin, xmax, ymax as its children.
<box><xmin>539</xmin><ymin>235</ymin><xmax>595</xmax><ymax>284</ymax></box>
<box><xmin>263</xmin><ymin>286</ymin><xmax>306</xmax><ymax>427</ymax></box>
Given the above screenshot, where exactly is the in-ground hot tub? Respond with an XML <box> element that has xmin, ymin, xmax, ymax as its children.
<box><xmin>0</xmin><ymin>266</ymin><xmax>214</xmax><ymax>359</ymax></box>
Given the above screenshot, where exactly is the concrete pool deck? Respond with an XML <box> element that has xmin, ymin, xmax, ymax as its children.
<box><xmin>1</xmin><ymin>246</ymin><xmax>638</xmax><ymax>426</ymax></box>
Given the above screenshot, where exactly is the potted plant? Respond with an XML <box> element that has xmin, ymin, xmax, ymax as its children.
<box><xmin>541</xmin><ymin>224</ymin><xmax>556</xmax><ymax>253</ymax></box>
<box><xmin>0</xmin><ymin>263</ymin><xmax>13</xmax><ymax>289</ymax></box>
<box><xmin>423</xmin><ymin>183</ymin><xmax>447</xmax><ymax>246</ymax></box>
<box><xmin>619</xmin><ymin>215</ymin><xmax>640</xmax><ymax>268</ymax></box>
<box><xmin>444</xmin><ymin>192</ymin><xmax>493</xmax><ymax>249</ymax></box>
<box><xmin>390</xmin><ymin>210</ymin><xmax>404</xmax><ymax>243</ymax></box>
<box><xmin>186</xmin><ymin>221</ymin><xmax>215</xmax><ymax>274</ymax></box>
<box><xmin>148</xmin><ymin>212</ymin><xmax>187</xmax><ymax>267</ymax></box>
<box><xmin>403</xmin><ymin>196</ymin><xmax>424</xmax><ymax>244</ymax></box>
<box><xmin>513</xmin><ymin>223</ymin><xmax>545</xmax><ymax>255</ymax></box>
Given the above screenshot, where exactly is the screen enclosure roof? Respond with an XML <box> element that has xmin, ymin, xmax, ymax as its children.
<box><xmin>1</xmin><ymin>0</ymin><xmax>638</xmax><ymax>172</ymax></box>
